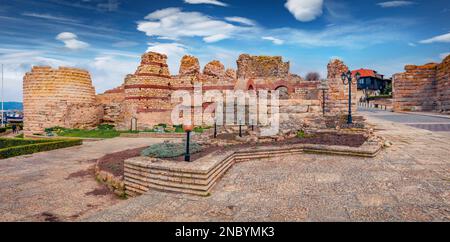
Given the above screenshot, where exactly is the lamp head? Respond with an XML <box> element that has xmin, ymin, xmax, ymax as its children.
<box><xmin>341</xmin><ymin>73</ymin><xmax>347</xmax><ymax>82</ymax></box>
<box><xmin>183</xmin><ymin>125</ymin><xmax>193</xmax><ymax>132</ymax></box>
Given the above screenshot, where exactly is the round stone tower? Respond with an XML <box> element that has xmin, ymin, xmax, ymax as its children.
<box><xmin>23</xmin><ymin>66</ymin><xmax>101</xmax><ymax>136</ymax></box>
<box><xmin>122</xmin><ymin>52</ymin><xmax>173</xmax><ymax>129</ymax></box>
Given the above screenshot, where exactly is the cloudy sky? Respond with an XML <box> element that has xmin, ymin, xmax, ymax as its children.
<box><xmin>1</xmin><ymin>0</ymin><xmax>449</xmax><ymax>101</ymax></box>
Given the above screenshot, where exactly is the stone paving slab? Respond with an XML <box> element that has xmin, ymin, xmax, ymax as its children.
<box><xmin>83</xmin><ymin>113</ymin><xmax>450</xmax><ymax>221</ymax></box>
<box><xmin>0</xmin><ymin>137</ymin><xmax>179</xmax><ymax>221</ymax></box>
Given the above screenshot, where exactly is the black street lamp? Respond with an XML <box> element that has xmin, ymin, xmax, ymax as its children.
<box><xmin>238</xmin><ymin>119</ymin><xmax>242</xmax><ymax>137</ymax></box>
<box><xmin>341</xmin><ymin>71</ymin><xmax>360</xmax><ymax>124</ymax></box>
<box><xmin>183</xmin><ymin>125</ymin><xmax>193</xmax><ymax>162</ymax></box>
<box><xmin>213</xmin><ymin>118</ymin><xmax>217</xmax><ymax>138</ymax></box>
<box><xmin>318</xmin><ymin>81</ymin><xmax>328</xmax><ymax>116</ymax></box>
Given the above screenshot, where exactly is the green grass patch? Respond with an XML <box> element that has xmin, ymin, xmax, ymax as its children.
<box><xmin>0</xmin><ymin>138</ymin><xmax>82</xmax><ymax>159</ymax></box>
<box><xmin>47</xmin><ymin>125</ymin><xmax>120</xmax><ymax>139</ymax></box>
<box><xmin>367</xmin><ymin>95</ymin><xmax>392</xmax><ymax>100</ymax></box>
<box><xmin>15</xmin><ymin>134</ymin><xmax>24</xmax><ymax>139</ymax></box>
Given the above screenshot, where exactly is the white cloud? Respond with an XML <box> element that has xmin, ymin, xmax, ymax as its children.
<box><xmin>377</xmin><ymin>1</ymin><xmax>415</xmax><ymax>8</ymax></box>
<box><xmin>419</xmin><ymin>32</ymin><xmax>450</xmax><ymax>44</ymax></box>
<box><xmin>440</xmin><ymin>52</ymin><xmax>450</xmax><ymax>59</ymax></box>
<box><xmin>408</xmin><ymin>42</ymin><xmax>416</xmax><ymax>47</ymax></box>
<box><xmin>270</xmin><ymin>18</ymin><xmax>414</xmax><ymax>49</ymax></box>
<box><xmin>56</xmin><ymin>32</ymin><xmax>89</xmax><ymax>50</ymax></box>
<box><xmin>22</xmin><ymin>12</ymin><xmax>78</xmax><ymax>23</ymax></box>
<box><xmin>184</xmin><ymin>0</ymin><xmax>228</xmax><ymax>7</ymax></box>
<box><xmin>90</xmin><ymin>55</ymin><xmax>139</xmax><ymax>92</ymax></box>
<box><xmin>225</xmin><ymin>16</ymin><xmax>256</xmax><ymax>26</ymax></box>
<box><xmin>137</xmin><ymin>8</ymin><xmax>239</xmax><ymax>43</ymax></box>
<box><xmin>285</xmin><ymin>0</ymin><xmax>324</xmax><ymax>22</ymax></box>
<box><xmin>262</xmin><ymin>36</ymin><xmax>284</xmax><ymax>45</ymax></box>
<box><xmin>204</xmin><ymin>34</ymin><xmax>230</xmax><ymax>43</ymax></box>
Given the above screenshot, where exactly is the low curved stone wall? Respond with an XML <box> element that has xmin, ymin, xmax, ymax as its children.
<box><xmin>124</xmin><ymin>141</ymin><xmax>382</xmax><ymax>197</ymax></box>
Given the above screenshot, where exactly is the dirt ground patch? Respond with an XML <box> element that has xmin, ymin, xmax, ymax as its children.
<box><xmin>96</xmin><ymin>133</ymin><xmax>367</xmax><ymax>176</ymax></box>
<box><xmin>96</xmin><ymin>147</ymin><xmax>148</xmax><ymax>177</ymax></box>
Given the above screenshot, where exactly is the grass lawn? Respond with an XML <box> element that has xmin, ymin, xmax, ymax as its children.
<box><xmin>56</xmin><ymin>129</ymin><xmax>121</xmax><ymax>139</ymax></box>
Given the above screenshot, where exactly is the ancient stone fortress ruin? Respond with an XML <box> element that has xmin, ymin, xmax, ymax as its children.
<box><xmin>393</xmin><ymin>54</ymin><xmax>450</xmax><ymax>112</ymax></box>
<box><xmin>23</xmin><ymin>67</ymin><xmax>103</xmax><ymax>135</ymax></box>
<box><xmin>23</xmin><ymin>52</ymin><xmax>357</xmax><ymax>136</ymax></box>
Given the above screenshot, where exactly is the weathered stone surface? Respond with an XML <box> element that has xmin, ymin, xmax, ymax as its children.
<box><xmin>325</xmin><ymin>59</ymin><xmax>357</xmax><ymax>115</ymax></box>
<box><xmin>203</xmin><ymin>60</ymin><xmax>225</xmax><ymax>78</ymax></box>
<box><xmin>237</xmin><ymin>54</ymin><xmax>289</xmax><ymax>79</ymax></box>
<box><xmin>393</xmin><ymin>54</ymin><xmax>450</xmax><ymax>112</ymax></box>
<box><xmin>22</xmin><ymin>51</ymin><xmax>364</xmax><ymax>133</ymax></box>
<box><xmin>225</xmin><ymin>68</ymin><xmax>236</xmax><ymax>79</ymax></box>
<box><xmin>179</xmin><ymin>55</ymin><xmax>200</xmax><ymax>76</ymax></box>
<box><xmin>23</xmin><ymin>66</ymin><xmax>101</xmax><ymax>136</ymax></box>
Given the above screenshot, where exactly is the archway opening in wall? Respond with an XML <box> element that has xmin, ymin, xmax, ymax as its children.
<box><xmin>275</xmin><ymin>86</ymin><xmax>289</xmax><ymax>100</ymax></box>
<box><xmin>248</xmin><ymin>85</ymin><xmax>254</xmax><ymax>91</ymax></box>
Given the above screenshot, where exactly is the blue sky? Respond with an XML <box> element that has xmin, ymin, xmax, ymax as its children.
<box><xmin>1</xmin><ymin>0</ymin><xmax>449</xmax><ymax>101</ymax></box>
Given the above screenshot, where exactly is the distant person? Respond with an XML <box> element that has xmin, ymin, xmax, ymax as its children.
<box><xmin>12</xmin><ymin>124</ymin><xmax>17</xmax><ymax>134</ymax></box>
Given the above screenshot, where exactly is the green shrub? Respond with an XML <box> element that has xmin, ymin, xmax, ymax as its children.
<box><xmin>157</xmin><ymin>123</ymin><xmax>167</xmax><ymax>128</ymax></box>
<box><xmin>0</xmin><ymin>127</ymin><xmax>6</xmax><ymax>133</ymax></box>
<box><xmin>141</xmin><ymin>141</ymin><xmax>202</xmax><ymax>158</ymax></box>
<box><xmin>296</xmin><ymin>130</ymin><xmax>306</xmax><ymax>138</ymax></box>
<box><xmin>15</xmin><ymin>134</ymin><xmax>24</xmax><ymax>139</ymax></box>
<box><xmin>0</xmin><ymin>138</ymin><xmax>51</xmax><ymax>148</ymax></box>
<box><xmin>174</xmin><ymin>126</ymin><xmax>184</xmax><ymax>133</ymax></box>
<box><xmin>0</xmin><ymin>138</ymin><xmax>82</xmax><ymax>159</ymax></box>
<box><xmin>97</xmin><ymin>124</ymin><xmax>115</xmax><ymax>130</ymax></box>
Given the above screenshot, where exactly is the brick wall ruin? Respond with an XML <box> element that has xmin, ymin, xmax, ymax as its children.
<box><xmin>393</xmin><ymin>54</ymin><xmax>450</xmax><ymax>112</ymax></box>
<box><xmin>325</xmin><ymin>59</ymin><xmax>357</xmax><ymax>114</ymax></box>
<box><xmin>23</xmin><ymin>52</ymin><xmax>362</xmax><ymax>134</ymax></box>
<box><xmin>23</xmin><ymin>67</ymin><xmax>102</xmax><ymax>136</ymax></box>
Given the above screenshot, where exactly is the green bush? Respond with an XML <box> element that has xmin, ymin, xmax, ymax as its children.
<box><xmin>15</xmin><ymin>134</ymin><xmax>24</xmax><ymax>139</ymax></box>
<box><xmin>157</xmin><ymin>123</ymin><xmax>167</xmax><ymax>128</ymax></box>
<box><xmin>97</xmin><ymin>124</ymin><xmax>115</xmax><ymax>130</ymax></box>
<box><xmin>0</xmin><ymin>127</ymin><xmax>6</xmax><ymax>133</ymax></box>
<box><xmin>0</xmin><ymin>138</ymin><xmax>51</xmax><ymax>148</ymax></box>
<box><xmin>174</xmin><ymin>126</ymin><xmax>184</xmax><ymax>133</ymax></box>
<box><xmin>141</xmin><ymin>141</ymin><xmax>202</xmax><ymax>158</ymax></box>
<box><xmin>0</xmin><ymin>138</ymin><xmax>82</xmax><ymax>159</ymax></box>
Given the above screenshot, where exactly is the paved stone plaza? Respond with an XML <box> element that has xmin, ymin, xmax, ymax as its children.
<box><xmin>0</xmin><ymin>138</ymin><xmax>179</xmax><ymax>221</ymax></box>
<box><xmin>0</xmin><ymin>111</ymin><xmax>449</xmax><ymax>222</ymax></box>
<box><xmin>82</xmin><ymin>110</ymin><xmax>449</xmax><ymax>222</ymax></box>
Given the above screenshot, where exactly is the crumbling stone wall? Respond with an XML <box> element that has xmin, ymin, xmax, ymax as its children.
<box><xmin>325</xmin><ymin>59</ymin><xmax>357</xmax><ymax>114</ymax></box>
<box><xmin>237</xmin><ymin>54</ymin><xmax>289</xmax><ymax>79</ymax></box>
<box><xmin>23</xmin><ymin>67</ymin><xmax>101</xmax><ymax>136</ymax></box>
<box><xmin>23</xmin><ymin>51</ymin><xmax>361</xmax><ymax>133</ymax></box>
<box><xmin>393</xmin><ymin>54</ymin><xmax>450</xmax><ymax>112</ymax></box>
<box><xmin>436</xmin><ymin>55</ymin><xmax>450</xmax><ymax>112</ymax></box>
<box><xmin>96</xmin><ymin>84</ymin><xmax>125</xmax><ymax>124</ymax></box>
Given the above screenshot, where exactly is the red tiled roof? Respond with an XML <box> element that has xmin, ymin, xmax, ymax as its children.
<box><xmin>352</xmin><ymin>69</ymin><xmax>376</xmax><ymax>78</ymax></box>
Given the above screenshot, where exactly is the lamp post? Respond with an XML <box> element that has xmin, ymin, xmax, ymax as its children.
<box><xmin>341</xmin><ymin>71</ymin><xmax>360</xmax><ymax>124</ymax></box>
<box><xmin>238</xmin><ymin>119</ymin><xmax>242</xmax><ymax>137</ymax></box>
<box><xmin>319</xmin><ymin>80</ymin><xmax>328</xmax><ymax>116</ymax></box>
<box><xmin>183</xmin><ymin>125</ymin><xmax>193</xmax><ymax>162</ymax></box>
<box><xmin>213</xmin><ymin>118</ymin><xmax>217</xmax><ymax>138</ymax></box>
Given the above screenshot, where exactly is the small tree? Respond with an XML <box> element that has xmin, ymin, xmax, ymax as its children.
<box><xmin>305</xmin><ymin>72</ymin><xmax>321</xmax><ymax>81</ymax></box>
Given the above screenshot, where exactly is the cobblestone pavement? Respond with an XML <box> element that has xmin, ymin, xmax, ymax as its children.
<box><xmin>83</xmin><ymin>112</ymin><xmax>450</xmax><ymax>222</ymax></box>
<box><xmin>0</xmin><ymin>137</ymin><xmax>178</xmax><ymax>221</ymax></box>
